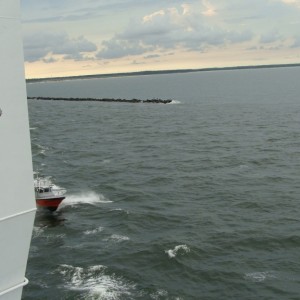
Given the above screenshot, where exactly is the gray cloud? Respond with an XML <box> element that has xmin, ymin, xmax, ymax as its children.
<box><xmin>23</xmin><ymin>32</ymin><xmax>97</xmax><ymax>62</ymax></box>
<box><xmin>42</xmin><ymin>57</ymin><xmax>57</xmax><ymax>63</ymax></box>
<box><xmin>144</xmin><ymin>54</ymin><xmax>161</xmax><ymax>59</ymax></box>
<box><xmin>21</xmin><ymin>0</ymin><xmax>174</xmax><ymax>23</ymax></box>
<box><xmin>259</xmin><ymin>30</ymin><xmax>282</xmax><ymax>44</ymax></box>
<box><xmin>96</xmin><ymin>39</ymin><xmax>153</xmax><ymax>59</ymax></box>
<box><xmin>22</xmin><ymin>11</ymin><xmax>100</xmax><ymax>24</ymax></box>
<box><xmin>96</xmin><ymin>5</ymin><xmax>254</xmax><ymax>59</ymax></box>
<box><xmin>291</xmin><ymin>35</ymin><xmax>300</xmax><ymax>48</ymax></box>
<box><xmin>21</xmin><ymin>0</ymin><xmax>300</xmax><ymax>68</ymax></box>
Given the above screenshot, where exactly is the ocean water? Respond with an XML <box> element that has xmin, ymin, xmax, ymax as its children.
<box><xmin>23</xmin><ymin>67</ymin><xmax>300</xmax><ymax>299</ymax></box>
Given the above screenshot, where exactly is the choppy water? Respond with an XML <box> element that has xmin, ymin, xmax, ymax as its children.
<box><xmin>23</xmin><ymin>67</ymin><xmax>300</xmax><ymax>299</ymax></box>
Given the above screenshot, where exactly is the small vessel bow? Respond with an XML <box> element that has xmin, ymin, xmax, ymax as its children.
<box><xmin>34</xmin><ymin>174</ymin><xmax>66</xmax><ymax>211</ymax></box>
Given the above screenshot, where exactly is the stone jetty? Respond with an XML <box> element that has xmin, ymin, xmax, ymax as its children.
<box><xmin>27</xmin><ymin>96</ymin><xmax>173</xmax><ymax>104</ymax></box>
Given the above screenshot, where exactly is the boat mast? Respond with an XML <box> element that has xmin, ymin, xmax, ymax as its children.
<box><xmin>0</xmin><ymin>0</ymin><xmax>36</xmax><ymax>299</ymax></box>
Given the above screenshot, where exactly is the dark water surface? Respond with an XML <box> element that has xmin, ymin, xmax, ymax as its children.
<box><xmin>23</xmin><ymin>68</ymin><xmax>300</xmax><ymax>299</ymax></box>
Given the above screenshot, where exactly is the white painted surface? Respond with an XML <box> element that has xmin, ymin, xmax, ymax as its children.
<box><xmin>0</xmin><ymin>213</ymin><xmax>34</xmax><ymax>297</ymax></box>
<box><xmin>0</xmin><ymin>0</ymin><xmax>36</xmax><ymax>298</ymax></box>
<box><xmin>0</xmin><ymin>0</ymin><xmax>19</xmax><ymax>18</ymax></box>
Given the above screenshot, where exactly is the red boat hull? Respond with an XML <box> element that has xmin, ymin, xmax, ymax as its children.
<box><xmin>36</xmin><ymin>197</ymin><xmax>65</xmax><ymax>211</ymax></box>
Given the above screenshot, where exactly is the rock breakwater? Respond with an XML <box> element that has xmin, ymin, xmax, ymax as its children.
<box><xmin>28</xmin><ymin>97</ymin><xmax>173</xmax><ymax>104</ymax></box>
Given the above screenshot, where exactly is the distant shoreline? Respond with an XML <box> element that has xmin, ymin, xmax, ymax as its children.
<box><xmin>26</xmin><ymin>63</ymin><xmax>300</xmax><ymax>83</ymax></box>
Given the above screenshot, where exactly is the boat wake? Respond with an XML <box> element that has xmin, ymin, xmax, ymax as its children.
<box><xmin>32</xmin><ymin>226</ymin><xmax>45</xmax><ymax>239</ymax></box>
<box><xmin>58</xmin><ymin>191</ymin><xmax>112</xmax><ymax>210</ymax></box>
<box><xmin>56</xmin><ymin>264</ymin><xmax>136</xmax><ymax>299</ymax></box>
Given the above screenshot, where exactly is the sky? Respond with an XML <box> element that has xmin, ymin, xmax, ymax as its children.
<box><xmin>21</xmin><ymin>0</ymin><xmax>300</xmax><ymax>78</ymax></box>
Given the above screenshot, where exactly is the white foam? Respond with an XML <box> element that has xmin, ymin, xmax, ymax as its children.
<box><xmin>101</xmin><ymin>159</ymin><xmax>111</xmax><ymax>164</ymax></box>
<box><xmin>239</xmin><ymin>164</ymin><xmax>249</xmax><ymax>169</ymax></box>
<box><xmin>36</xmin><ymin>143</ymin><xmax>48</xmax><ymax>150</ymax></box>
<box><xmin>57</xmin><ymin>264</ymin><xmax>135</xmax><ymax>299</ymax></box>
<box><xmin>52</xmin><ymin>184</ymin><xmax>63</xmax><ymax>190</ymax></box>
<box><xmin>32</xmin><ymin>226</ymin><xmax>44</xmax><ymax>239</ymax></box>
<box><xmin>84</xmin><ymin>226</ymin><xmax>104</xmax><ymax>235</ymax></box>
<box><xmin>150</xmin><ymin>289</ymin><xmax>168</xmax><ymax>299</ymax></box>
<box><xmin>45</xmin><ymin>233</ymin><xmax>66</xmax><ymax>241</ymax></box>
<box><xmin>58</xmin><ymin>191</ymin><xmax>112</xmax><ymax>210</ymax></box>
<box><xmin>169</xmin><ymin>100</ymin><xmax>181</xmax><ymax>104</ymax></box>
<box><xmin>104</xmin><ymin>234</ymin><xmax>130</xmax><ymax>243</ymax></box>
<box><xmin>165</xmin><ymin>244</ymin><xmax>190</xmax><ymax>258</ymax></box>
<box><xmin>39</xmin><ymin>149</ymin><xmax>46</xmax><ymax>155</ymax></box>
<box><xmin>35</xmin><ymin>144</ymin><xmax>49</xmax><ymax>156</ymax></box>
<box><xmin>111</xmin><ymin>208</ymin><xmax>130</xmax><ymax>214</ymax></box>
<box><xmin>244</xmin><ymin>271</ymin><xmax>276</xmax><ymax>282</ymax></box>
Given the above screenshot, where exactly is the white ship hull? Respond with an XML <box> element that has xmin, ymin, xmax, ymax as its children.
<box><xmin>0</xmin><ymin>0</ymin><xmax>36</xmax><ymax>299</ymax></box>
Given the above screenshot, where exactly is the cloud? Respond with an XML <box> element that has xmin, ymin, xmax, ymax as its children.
<box><xmin>216</xmin><ymin>0</ymin><xmax>296</xmax><ymax>24</ymax></box>
<box><xmin>42</xmin><ymin>57</ymin><xmax>57</xmax><ymax>63</ymax></box>
<box><xmin>96</xmin><ymin>39</ymin><xmax>152</xmax><ymax>59</ymax></box>
<box><xmin>96</xmin><ymin>3</ymin><xmax>254</xmax><ymax>59</ymax></box>
<box><xmin>22</xmin><ymin>11</ymin><xmax>100</xmax><ymax>24</ymax></box>
<box><xmin>144</xmin><ymin>54</ymin><xmax>161</xmax><ymax>59</ymax></box>
<box><xmin>23</xmin><ymin>32</ymin><xmax>97</xmax><ymax>62</ymax></box>
<box><xmin>291</xmin><ymin>35</ymin><xmax>300</xmax><ymax>47</ymax></box>
<box><xmin>21</xmin><ymin>0</ymin><xmax>102</xmax><ymax>23</ymax></box>
<box><xmin>202</xmin><ymin>0</ymin><xmax>217</xmax><ymax>16</ymax></box>
<box><xmin>280</xmin><ymin>0</ymin><xmax>300</xmax><ymax>7</ymax></box>
<box><xmin>21</xmin><ymin>0</ymin><xmax>300</xmax><ymax>77</ymax></box>
<box><xmin>143</xmin><ymin>10</ymin><xmax>165</xmax><ymax>23</ymax></box>
<box><xmin>259</xmin><ymin>30</ymin><xmax>282</xmax><ymax>44</ymax></box>
<box><xmin>21</xmin><ymin>0</ymin><xmax>166</xmax><ymax>23</ymax></box>
<box><xmin>54</xmin><ymin>35</ymin><xmax>97</xmax><ymax>56</ymax></box>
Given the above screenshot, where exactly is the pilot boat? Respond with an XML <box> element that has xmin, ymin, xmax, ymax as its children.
<box><xmin>34</xmin><ymin>174</ymin><xmax>67</xmax><ymax>211</ymax></box>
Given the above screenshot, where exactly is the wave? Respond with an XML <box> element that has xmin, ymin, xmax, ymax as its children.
<box><xmin>110</xmin><ymin>208</ymin><xmax>130</xmax><ymax>215</ymax></box>
<box><xmin>84</xmin><ymin>226</ymin><xmax>104</xmax><ymax>235</ymax></box>
<box><xmin>238</xmin><ymin>164</ymin><xmax>250</xmax><ymax>170</ymax></box>
<box><xmin>46</xmin><ymin>233</ymin><xmax>66</xmax><ymax>240</ymax></box>
<box><xmin>56</xmin><ymin>264</ymin><xmax>135</xmax><ymax>299</ymax></box>
<box><xmin>35</xmin><ymin>143</ymin><xmax>49</xmax><ymax>151</ymax></box>
<box><xmin>32</xmin><ymin>143</ymin><xmax>49</xmax><ymax>156</ymax></box>
<box><xmin>32</xmin><ymin>226</ymin><xmax>44</xmax><ymax>239</ymax></box>
<box><xmin>32</xmin><ymin>226</ymin><xmax>65</xmax><ymax>241</ymax></box>
<box><xmin>58</xmin><ymin>191</ymin><xmax>112</xmax><ymax>210</ymax></box>
<box><xmin>101</xmin><ymin>159</ymin><xmax>111</xmax><ymax>164</ymax></box>
<box><xmin>150</xmin><ymin>289</ymin><xmax>169</xmax><ymax>299</ymax></box>
<box><xmin>169</xmin><ymin>100</ymin><xmax>181</xmax><ymax>104</ymax></box>
<box><xmin>165</xmin><ymin>244</ymin><xmax>190</xmax><ymax>258</ymax></box>
<box><xmin>244</xmin><ymin>271</ymin><xmax>276</xmax><ymax>282</ymax></box>
<box><xmin>104</xmin><ymin>234</ymin><xmax>130</xmax><ymax>243</ymax></box>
